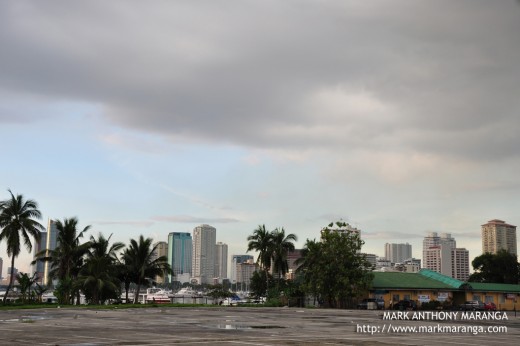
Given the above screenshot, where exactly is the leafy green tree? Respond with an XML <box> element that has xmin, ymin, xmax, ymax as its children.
<box><xmin>469</xmin><ymin>250</ymin><xmax>520</xmax><ymax>284</ymax></box>
<box><xmin>250</xmin><ymin>270</ymin><xmax>273</xmax><ymax>298</ymax></box>
<box><xmin>0</xmin><ymin>190</ymin><xmax>45</xmax><ymax>304</ymax></box>
<box><xmin>297</xmin><ymin>221</ymin><xmax>373</xmax><ymax>308</ymax></box>
<box><xmin>76</xmin><ymin>233</ymin><xmax>124</xmax><ymax>304</ymax></box>
<box><xmin>206</xmin><ymin>284</ymin><xmax>232</xmax><ymax>303</ymax></box>
<box><xmin>270</xmin><ymin>227</ymin><xmax>297</xmax><ymax>280</ymax></box>
<box><xmin>16</xmin><ymin>272</ymin><xmax>38</xmax><ymax>303</ymax></box>
<box><xmin>123</xmin><ymin>235</ymin><xmax>172</xmax><ymax>304</ymax></box>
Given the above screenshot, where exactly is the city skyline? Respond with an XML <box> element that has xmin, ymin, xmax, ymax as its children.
<box><xmin>1</xmin><ymin>1</ymin><xmax>520</xmax><ymax>273</ymax></box>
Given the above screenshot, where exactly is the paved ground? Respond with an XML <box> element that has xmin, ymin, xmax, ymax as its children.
<box><xmin>0</xmin><ymin>307</ymin><xmax>519</xmax><ymax>345</ymax></box>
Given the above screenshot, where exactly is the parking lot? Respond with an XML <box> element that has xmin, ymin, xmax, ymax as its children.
<box><xmin>0</xmin><ymin>306</ymin><xmax>519</xmax><ymax>345</ymax></box>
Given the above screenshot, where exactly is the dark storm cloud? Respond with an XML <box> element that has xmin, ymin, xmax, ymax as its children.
<box><xmin>1</xmin><ymin>1</ymin><xmax>520</xmax><ymax>160</ymax></box>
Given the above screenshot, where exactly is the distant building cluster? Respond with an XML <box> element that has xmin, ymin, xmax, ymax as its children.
<box><xmin>366</xmin><ymin>219</ymin><xmax>517</xmax><ymax>283</ymax></box>
<box><xmin>25</xmin><ymin>218</ymin><xmax>517</xmax><ymax>286</ymax></box>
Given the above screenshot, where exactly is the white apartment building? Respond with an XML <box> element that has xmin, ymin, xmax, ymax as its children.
<box><xmin>384</xmin><ymin>243</ymin><xmax>412</xmax><ymax>264</ymax></box>
<box><xmin>481</xmin><ymin>219</ymin><xmax>517</xmax><ymax>256</ymax></box>
<box><xmin>191</xmin><ymin>224</ymin><xmax>216</xmax><ymax>284</ymax></box>
<box><xmin>451</xmin><ymin>247</ymin><xmax>470</xmax><ymax>281</ymax></box>
<box><xmin>215</xmin><ymin>242</ymin><xmax>228</xmax><ymax>281</ymax></box>
<box><xmin>422</xmin><ymin>232</ymin><xmax>469</xmax><ymax>280</ymax></box>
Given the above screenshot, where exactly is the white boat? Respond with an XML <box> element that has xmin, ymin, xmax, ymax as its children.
<box><xmin>173</xmin><ymin>287</ymin><xmax>203</xmax><ymax>298</ymax></box>
<box><xmin>145</xmin><ymin>288</ymin><xmax>172</xmax><ymax>304</ymax></box>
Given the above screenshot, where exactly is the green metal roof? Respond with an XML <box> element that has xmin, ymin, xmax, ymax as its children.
<box><xmin>371</xmin><ymin>270</ymin><xmax>520</xmax><ymax>293</ymax></box>
<box><xmin>372</xmin><ymin>272</ymin><xmax>454</xmax><ymax>290</ymax></box>
<box><xmin>418</xmin><ymin>269</ymin><xmax>464</xmax><ymax>289</ymax></box>
<box><xmin>464</xmin><ymin>282</ymin><xmax>520</xmax><ymax>293</ymax></box>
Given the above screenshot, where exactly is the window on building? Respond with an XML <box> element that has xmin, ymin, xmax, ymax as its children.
<box><xmin>499</xmin><ymin>295</ymin><xmax>505</xmax><ymax>304</ymax></box>
<box><xmin>485</xmin><ymin>296</ymin><xmax>494</xmax><ymax>303</ymax></box>
<box><xmin>404</xmin><ymin>294</ymin><xmax>411</xmax><ymax>301</ymax></box>
<box><xmin>392</xmin><ymin>294</ymin><xmax>399</xmax><ymax>302</ymax></box>
<box><xmin>472</xmin><ymin>295</ymin><xmax>481</xmax><ymax>302</ymax></box>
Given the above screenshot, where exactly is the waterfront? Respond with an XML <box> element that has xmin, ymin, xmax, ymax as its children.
<box><xmin>0</xmin><ymin>307</ymin><xmax>519</xmax><ymax>345</ymax></box>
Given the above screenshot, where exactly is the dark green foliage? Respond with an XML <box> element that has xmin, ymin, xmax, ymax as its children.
<box><xmin>15</xmin><ymin>272</ymin><xmax>38</xmax><ymax>303</ymax></box>
<box><xmin>206</xmin><ymin>284</ymin><xmax>232</xmax><ymax>302</ymax></box>
<box><xmin>247</xmin><ymin>225</ymin><xmax>273</xmax><ymax>273</ymax></box>
<box><xmin>0</xmin><ymin>190</ymin><xmax>44</xmax><ymax>304</ymax></box>
<box><xmin>76</xmin><ymin>233</ymin><xmax>124</xmax><ymax>304</ymax></box>
<box><xmin>34</xmin><ymin>217</ymin><xmax>91</xmax><ymax>304</ymax></box>
<box><xmin>247</xmin><ymin>225</ymin><xmax>297</xmax><ymax>296</ymax></box>
<box><xmin>297</xmin><ymin>221</ymin><xmax>374</xmax><ymax>308</ymax></box>
<box><xmin>468</xmin><ymin>250</ymin><xmax>520</xmax><ymax>284</ymax></box>
<box><xmin>250</xmin><ymin>270</ymin><xmax>273</xmax><ymax>298</ymax></box>
<box><xmin>121</xmin><ymin>235</ymin><xmax>173</xmax><ymax>304</ymax></box>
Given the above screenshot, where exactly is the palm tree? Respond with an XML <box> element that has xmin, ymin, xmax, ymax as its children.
<box><xmin>16</xmin><ymin>272</ymin><xmax>38</xmax><ymax>303</ymax></box>
<box><xmin>34</xmin><ymin>217</ymin><xmax>91</xmax><ymax>304</ymax></box>
<box><xmin>77</xmin><ymin>233</ymin><xmax>124</xmax><ymax>305</ymax></box>
<box><xmin>124</xmin><ymin>235</ymin><xmax>172</xmax><ymax>304</ymax></box>
<box><xmin>0</xmin><ymin>190</ymin><xmax>45</xmax><ymax>304</ymax></box>
<box><xmin>247</xmin><ymin>224</ymin><xmax>274</xmax><ymax>289</ymax></box>
<box><xmin>247</xmin><ymin>225</ymin><xmax>273</xmax><ymax>271</ymax></box>
<box><xmin>270</xmin><ymin>227</ymin><xmax>297</xmax><ymax>280</ymax></box>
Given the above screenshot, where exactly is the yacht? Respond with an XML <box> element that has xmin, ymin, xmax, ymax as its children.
<box><xmin>173</xmin><ymin>287</ymin><xmax>203</xmax><ymax>298</ymax></box>
<box><xmin>144</xmin><ymin>288</ymin><xmax>172</xmax><ymax>304</ymax></box>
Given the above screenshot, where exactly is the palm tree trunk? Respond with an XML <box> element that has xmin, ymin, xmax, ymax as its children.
<box><xmin>3</xmin><ymin>256</ymin><xmax>16</xmax><ymax>304</ymax></box>
<box><xmin>125</xmin><ymin>281</ymin><xmax>130</xmax><ymax>303</ymax></box>
<box><xmin>134</xmin><ymin>281</ymin><xmax>141</xmax><ymax>304</ymax></box>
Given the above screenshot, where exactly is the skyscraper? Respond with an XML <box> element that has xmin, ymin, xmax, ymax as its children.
<box><xmin>215</xmin><ymin>242</ymin><xmax>228</xmax><ymax>280</ymax></box>
<box><xmin>167</xmin><ymin>232</ymin><xmax>192</xmax><ymax>283</ymax></box>
<box><xmin>42</xmin><ymin>219</ymin><xmax>58</xmax><ymax>285</ymax></box>
<box><xmin>481</xmin><ymin>219</ymin><xmax>517</xmax><ymax>256</ymax></box>
<box><xmin>384</xmin><ymin>243</ymin><xmax>412</xmax><ymax>263</ymax></box>
<box><xmin>422</xmin><ymin>232</ymin><xmax>468</xmax><ymax>279</ymax></box>
<box><xmin>451</xmin><ymin>248</ymin><xmax>470</xmax><ymax>281</ymax></box>
<box><xmin>192</xmin><ymin>224</ymin><xmax>216</xmax><ymax>284</ymax></box>
<box><xmin>0</xmin><ymin>257</ymin><xmax>3</xmax><ymax>279</ymax></box>
<box><xmin>32</xmin><ymin>231</ymin><xmax>47</xmax><ymax>283</ymax></box>
<box><xmin>152</xmin><ymin>241</ymin><xmax>168</xmax><ymax>284</ymax></box>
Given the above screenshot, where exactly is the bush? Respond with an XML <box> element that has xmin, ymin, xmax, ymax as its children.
<box><xmin>421</xmin><ymin>300</ymin><xmax>441</xmax><ymax>310</ymax></box>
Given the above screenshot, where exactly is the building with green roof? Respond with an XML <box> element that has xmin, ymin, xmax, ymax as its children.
<box><xmin>368</xmin><ymin>269</ymin><xmax>520</xmax><ymax>310</ymax></box>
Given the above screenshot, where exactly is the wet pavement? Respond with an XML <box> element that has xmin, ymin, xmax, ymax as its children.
<box><xmin>0</xmin><ymin>307</ymin><xmax>519</xmax><ymax>345</ymax></box>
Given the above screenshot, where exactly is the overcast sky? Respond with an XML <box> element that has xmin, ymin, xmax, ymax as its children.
<box><xmin>1</xmin><ymin>0</ymin><xmax>519</xmax><ymax>274</ymax></box>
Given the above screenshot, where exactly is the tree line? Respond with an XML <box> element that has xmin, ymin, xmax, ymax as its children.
<box><xmin>246</xmin><ymin>221</ymin><xmax>374</xmax><ymax>308</ymax></box>
<box><xmin>0</xmin><ymin>190</ymin><xmax>171</xmax><ymax>305</ymax></box>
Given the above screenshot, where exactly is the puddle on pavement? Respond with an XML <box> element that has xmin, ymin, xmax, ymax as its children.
<box><xmin>209</xmin><ymin>324</ymin><xmax>287</xmax><ymax>330</ymax></box>
<box><xmin>1</xmin><ymin>315</ymin><xmax>49</xmax><ymax>323</ymax></box>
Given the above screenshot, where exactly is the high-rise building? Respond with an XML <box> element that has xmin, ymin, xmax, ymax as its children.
<box><xmin>481</xmin><ymin>219</ymin><xmax>517</xmax><ymax>256</ymax></box>
<box><xmin>236</xmin><ymin>259</ymin><xmax>258</xmax><ymax>286</ymax></box>
<box><xmin>230</xmin><ymin>255</ymin><xmax>254</xmax><ymax>283</ymax></box>
<box><xmin>215</xmin><ymin>242</ymin><xmax>228</xmax><ymax>281</ymax></box>
<box><xmin>384</xmin><ymin>243</ymin><xmax>412</xmax><ymax>264</ymax></box>
<box><xmin>32</xmin><ymin>230</ymin><xmax>48</xmax><ymax>283</ymax></box>
<box><xmin>192</xmin><ymin>224</ymin><xmax>216</xmax><ymax>284</ymax></box>
<box><xmin>152</xmin><ymin>241</ymin><xmax>168</xmax><ymax>284</ymax></box>
<box><xmin>168</xmin><ymin>232</ymin><xmax>192</xmax><ymax>283</ymax></box>
<box><xmin>42</xmin><ymin>219</ymin><xmax>58</xmax><ymax>285</ymax></box>
<box><xmin>0</xmin><ymin>257</ymin><xmax>3</xmax><ymax>279</ymax></box>
<box><xmin>7</xmin><ymin>267</ymin><xmax>18</xmax><ymax>282</ymax></box>
<box><xmin>287</xmin><ymin>249</ymin><xmax>303</xmax><ymax>273</ymax></box>
<box><xmin>451</xmin><ymin>248</ymin><xmax>470</xmax><ymax>281</ymax></box>
<box><xmin>422</xmin><ymin>232</ymin><xmax>468</xmax><ymax>280</ymax></box>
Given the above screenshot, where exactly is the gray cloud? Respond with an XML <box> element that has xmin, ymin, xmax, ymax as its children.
<box><xmin>1</xmin><ymin>1</ymin><xmax>520</xmax><ymax>161</ymax></box>
<box><xmin>151</xmin><ymin>215</ymin><xmax>240</xmax><ymax>224</ymax></box>
<box><xmin>91</xmin><ymin>220</ymin><xmax>155</xmax><ymax>228</ymax></box>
